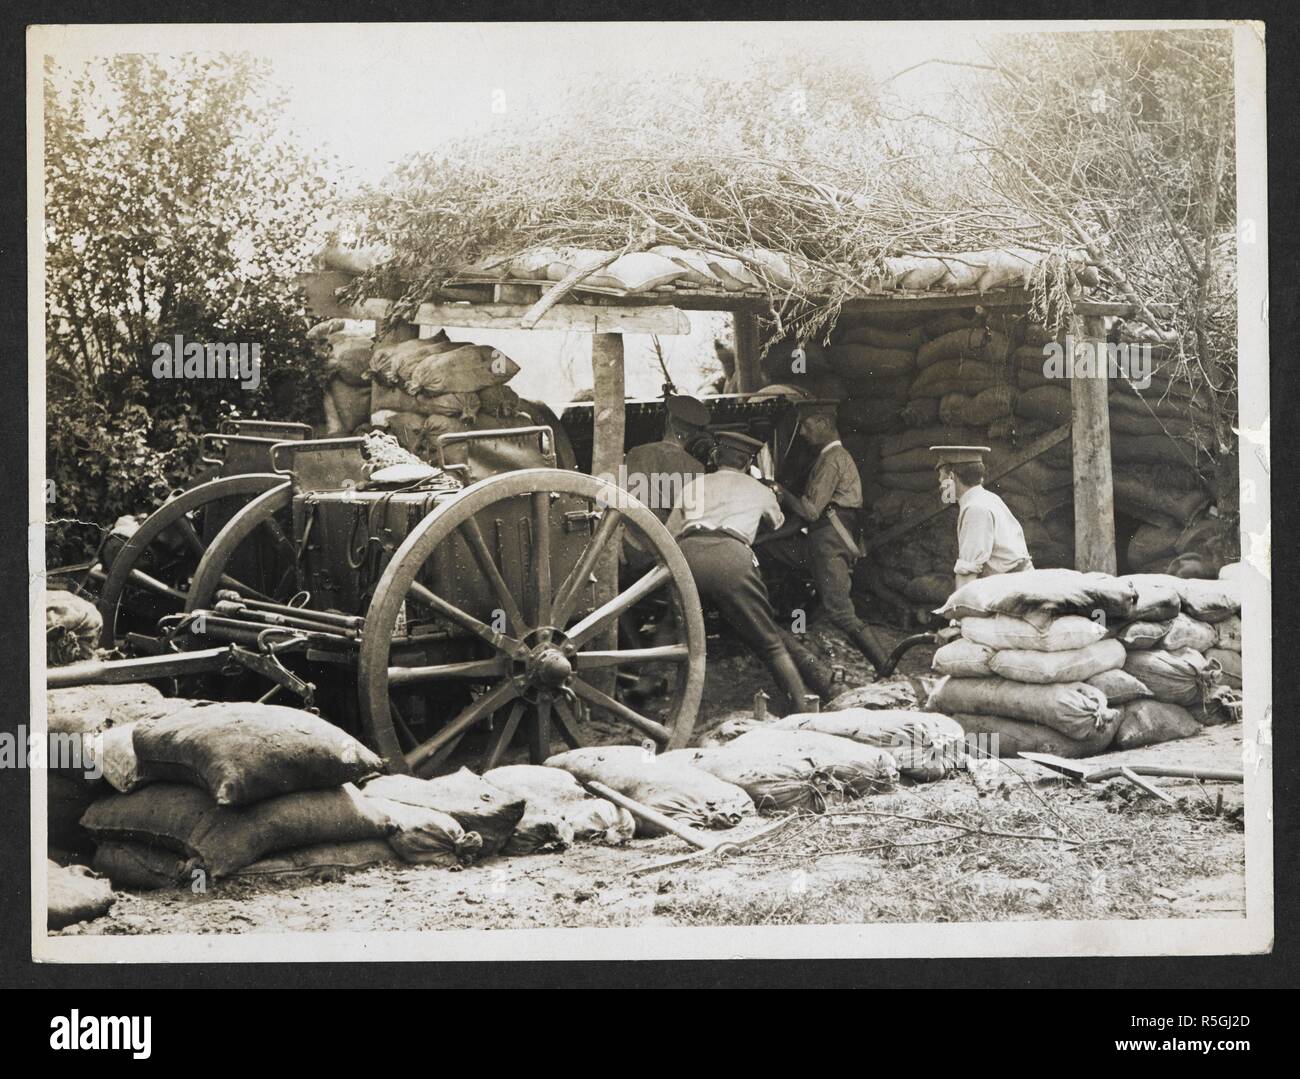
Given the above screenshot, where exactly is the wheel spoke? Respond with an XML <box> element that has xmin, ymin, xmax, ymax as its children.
<box><xmin>126</xmin><ymin>567</ymin><xmax>188</xmax><ymax>603</ymax></box>
<box><xmin>482</xmin><ymin>700</ymin><xmax>526</xmax><ymax>771</ymax></box>
<box><xmin>405</xmin><ymin>678</ymin><xmax>521</xmax><ymax>772</ymax></box>
<box><xmin>573</xmin><ymin>645</ymin><xmax>689</xmax><ymax>669</ymax></box>
<box><xmin>170</xmin><ymin>515</ymin><xmax>207</xmax><ymax>559</ymax></box>
<box><xmin>531</xmin><ymin>492</ymin><xmax>553</xmax><ymax>627</ymax></box>
<box><xmin>564</xmin><ymin>565</ymin><xmax>671</xmax><ymax>650</ymax></box>
<box><xmin>529</xmin><ymin>697</ymin><xmax>552</xmax><ymax>763</ymax></box>
<box><xmin>550</xmin><ymin>507</ymin><xmax>623</xmax><ymax>629</ymax></box>
<box><xmin>407</xmin><ymin>580</ymin><xmax>522</xmax><ymax>654</ymax></box>
<box><xmin>552</xmin><ymin>696</ymin><xmax>586</xmax><ymax>749</ymax></box>
<box><xmin>388</xmin><ymin>657</ymin><xmax>510</xmax><ymax>687</ymax></box>
<box><xmin>261</xmin><ymin>516</ymin><xmax>297</xmax><ymax>560</ymax></box>
<box><xmin>569</xmin><ymin>676</ymin><xmax>672</xmax><ymax>744</ymax></box>
<box><xmin>458</xmin><ymin>517</ymin><xmax>527</xmax><ymax>637</ymax></box>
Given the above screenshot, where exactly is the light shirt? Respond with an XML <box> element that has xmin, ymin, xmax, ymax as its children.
<box><xmin>955</xmin><ymin>485</ymin><xmax>1031</xmax><ymax>577</ymax></box>
<box><xmin>788</xmin><ymin>440</ymin><xmax>863</xmax><ymax>521</ymax></box>
<box><xmin>667</xmin><ymin>468</ymin><xmax>784</xmax><ymax>545</ymax></box>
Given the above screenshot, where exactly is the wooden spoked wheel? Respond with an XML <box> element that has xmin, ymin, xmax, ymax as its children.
<box><xmin>183</xmin><ymin>482</ymin><xmax>298</xmax><ymax>614</ymax></box>
<box><xmin>97</xmin><ymin>474</ymin><xmax>292</xmax><ymax>650</ymax></box>
<box><xmin>358</xmin><ymin>469</ymin><xmax>706</xmax><ymax>774</ymax></box>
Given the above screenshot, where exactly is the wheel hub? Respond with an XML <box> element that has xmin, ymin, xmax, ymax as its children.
<box><xmin>532</xmin><ymin>647</ymin><xmax>572</xmax><ymax>687</ymax></box>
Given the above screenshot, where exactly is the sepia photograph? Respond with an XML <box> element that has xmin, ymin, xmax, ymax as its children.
<box><xmin>26</xmin><ymin>18</ymin><xmax>1271</xmax><ymax>963</ymax></box>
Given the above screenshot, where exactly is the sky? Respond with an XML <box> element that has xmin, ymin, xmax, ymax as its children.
<box><xmin>37</xmin><ymin>21</ymin><xmax>992</xmax><ymax>186</ymax></box>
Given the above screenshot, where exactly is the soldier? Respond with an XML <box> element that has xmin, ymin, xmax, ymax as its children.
<box><xmin>666</xmin><ymin>432</ymin><xmax>810</xmax><ymax>714</ymax></box>
<box><xmin>930</xmin><ymin>445</ymin><xmax>1033</xmax><ymax>590</ymax></box>
<box><xmin>619</xmin><ymin>394</ymin><xmax>711</xmax><ymax>703</ymax></box>
<box><xmin>761</xmin><ymin>402</ymin><xmax>892</xmax><ymax>673</ymax></box>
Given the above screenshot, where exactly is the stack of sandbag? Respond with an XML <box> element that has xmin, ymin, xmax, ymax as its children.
<box><xmin>543</xmin><ymin>746</ymin><xmax>755</xmax><ymax>837</ymax></box>
<box><xmin>768</xmin><ymin>709</ymin><xmax>965</xmax><ymax>783</ymax></box>
<box><xmin>1107</xmin><ymin>572</ymin><xmax>1241</xmax><ymax>744</ymax></box>
<box><xmin>663</xmin><ymin>728</ymin><xmax>899</xmax><ymax>813</ymax></box>
<box><xmin>46</xmin><ymin>684</ymin><xmax>187</xmax><ymax>857</ymax></box>
<box><xmin>78</xmin><ymin>701</ymin><xmax>496</xmax><ymax>888</ymax></box>
<box><xmin>928</xmin><ymin>570</ymin><xmax>1140</xmax><ymax>758</ymax></box>
<box><xmin>309</xmin><ymin>319</ymin><xmax>377</xmax><ymax>437</ymax></box>
<box><xmin>368</xmin><ymin>334</ymin><xmax>528</xmax><ymax>460</ymax></box>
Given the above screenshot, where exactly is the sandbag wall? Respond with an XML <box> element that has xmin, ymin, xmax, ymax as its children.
<box><xmin>760</xmin><ymin>307</ymin><xmax>1233</xmax><ymax>612</ymax></box>
<box><xmin>309</xmin><ymin>319</ymin><xmax>527</xmax><ymax>459</ymax></box>
<box><xmin>926</xmin><ymin>567</ymin><xmax>1242</xmax><ymax>760</ymax></box>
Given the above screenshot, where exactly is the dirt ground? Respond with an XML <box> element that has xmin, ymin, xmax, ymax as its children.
<box><xmin>60</xmin><ymin>624</ymin><xmax>1248</xmax><ymax>936</ymax></box>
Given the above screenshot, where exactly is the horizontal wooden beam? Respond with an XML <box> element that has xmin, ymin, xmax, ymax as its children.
<box><xmin>402</xmin><ymin>301</ymin><xmax>691</xmax><ymax>335</ymax></box>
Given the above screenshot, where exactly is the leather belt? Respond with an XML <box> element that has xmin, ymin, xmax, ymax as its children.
<box><xmin>678</xmin><ymin>523</ymin><xmax>751</xmax><ymax>546</ymax></box>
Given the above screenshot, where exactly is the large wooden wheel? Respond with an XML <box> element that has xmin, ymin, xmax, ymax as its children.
<box><xmin>183</xmin><ymin>482</ymin><xmax>298</xmax><ymax>613</ymax></box>
<box><xmin>97</xmin><ymin>474</ymin><xmax>292</xmax><ymax>650</ymax></box>
<box><xmin>358</xmin><ymin>469</ymin><xmax>706</xmax><ymax>774</ymax></box>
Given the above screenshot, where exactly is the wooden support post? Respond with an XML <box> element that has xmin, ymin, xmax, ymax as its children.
<box><xmin>733</xmin><ymin>311</ymin><xmax>761</xmax><ymax>392</ymax></box>
<box><xmin>1070</xmin><ymin>315</ymin><xmax>1117</xmax><ymax>574</ymax></box>
<box><xmin>589</xmin><ymin>333</ymin><xmax>626</xmax><ymax>690</ymax></box>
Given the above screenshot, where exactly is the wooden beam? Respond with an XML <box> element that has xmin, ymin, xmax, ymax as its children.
<box><xmin>733</xmin><ymin>311</ymin><xmax>761</xmax><ymax>391</ymax></box>
<box><xmin>361</xmin><ymin>299</ymin><xmax>689</xmax><ymax>335</ymax></box>
<box><xmin>1071</xmin><ymin>316</ymin><xmax>1117</xmax><ymax>574</ymax></box>
<box><xmin>589</xmin><ymin>333</ymin><xmax>626</xmax><ymax>693</ymax></box>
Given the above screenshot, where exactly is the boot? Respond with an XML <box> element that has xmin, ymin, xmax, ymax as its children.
<box><xmin>849</xmin><ymin>624</ymin><xmax>892</xmax><ymax>675</ymax></box>
<box><xmin>763</xmin><ymin>650</ymin><xmax>811</xmax><ymax>716</ymax></box>
<box><xmin>777</xmin><ymin>628</ymin><xmax>835</xmax><ymax>701</ymax></box>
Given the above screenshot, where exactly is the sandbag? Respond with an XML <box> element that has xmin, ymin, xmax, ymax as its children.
<box><xmin>941</xmin><ymin>385</ymin><xmax>1015</xmax><ymax>427</ymax></box>
<box><xmin>834</xmin><ymin>322</ymin><xmax>926</xmax><ymax>350</ymax></box>
<box><xmin>929</xmin><ymin>676</ymin><xmax>1115</xmax><ymax>740</ymax></box>
<box><xmin>80</xmin><ymin>783</ymin><xmax>393</xmax><ymax>878</ymax></box>
<box><xmin>91</xmin><ymin>841</ymin><xmax>195</xmax><ymax>890</ymax></box>
<box><xmin>960</xmin><ymin>613</ymin><xmax>1108</xmax><ymax>653</ymax></box>
<box><xmin>1122</xmin><ymin>648</ymin><xmax>1220</xmax><ymax>707</ymax></box>
<box><xmin>588</xmin><ymin>251</ymin><xmax>685</xmax><ymax>292</ymax></box>
<box><xmin>362</xmin><ymin>770</ymin><xmax>524</xmax><ymax>858</ymax></box>
<box><xmin>826</xmin><ymin>344</ymin><xmax>915</xmax><ymax>381</ymax></box>
<box><xmin>370</xmin><ymin>335</ymin><xmax>457</xmax><ymax>387</ymax></box>
<box><xmin>1127</xmin><ymin>525</ymin><xmax>1180</xmax><ymax>570</ymax></box>
<box><xmin>48</xmin><ymin>861</ymin><xmax>114</xmax><ymax>930</ymax></box>
<box><xmin>1214</xmin><ymin>616</ymin><xmax>1241</xmax><ymax>653</ymax></box>
<box><xmin>900</xmin><ymin>397</ymin><xmax>940</xmax><ymax>427</ymax></box>
<box><xmin>650</xmin><ymin>244</ymin><xmax>723</xmax><ymax>287</ymax></box>
<box><xmin>306</xmin><ymin>318</ymin><xmax>347</xmax><ymax>341</ymax></box>
<box><xmin>92</xmin><ymin>723</ymin><xmax>145</xmax><ymax>793</ymax></box>
<box><xmin>363</xmin><ymin>794</ymin><xmax>484</xmax><ymax>865</ymax></box>
<box><xmin>1127</xmin><ymin>579</ymin><xmax>1182</xmax><ymax>621</ymax></box>
<box><xmin>484</xmin><ymin>764</ymin><xmax>634</xmax><ymax>846</ymax></box>
<box><xmin>407</xmin><ymin>344</ymin><xmax>520</xmax><ymax>396</ymax></box>
<box><xmin>1161</xmin><ymin>613</ymin><xmax>1218</xmax><ymax>653</ymax></box>
<box><xmin>1114</xmin><ymin>700</ymin><xmax>1201</xmax><ymax>749</ymax></box>
<box><xmin>132</xmin><ymin>701</ymin><xmax>384</xmax><ymax>806</ymax></box>
<box><xmin>1116</xmin><ymin>619</ymin><xmax>1172</xmax><ymax>650</ymax></box>
<box><xmin>1014</xmin><ymin>385</ymin><xmax>1072</xmax><ymax>425</ymax></box>
<box><xmin>932</xmin><ymin>638</ymin><xmax>995</xmax><ymax>677</ymax></box>
<box><xmin>1175</xmin><ymin>578</ymin><xmax>1241</xmax><ymax>624</ymax></box>
<box><xmin>989</xmin><ymin>638</ymin><xmax>1126</xmax><ymax>685</ymax></box>
<box><xmin>46</xmin><ymin>591</ymin><xmax>102</xmax><ymax>666</ymax></box>
<box><xmin>325</xmin><ymin>379</ymin><xmax>372</xmax><ymax>435</ymax></box>
<box><xmin>826</xmin><ymin>681</ymin><xmax>920</xmax><ymax>711</ymax></box>
<box><xmin>1206</xmin><ymin>648</ymin><xmax>1241</xmax><ymax>689</ymax></box>
<box><xmin>47</xmin><ymin>683</ymin><xmax>168</xmax><ymax>737</ymax></box>
<box><xmin>543</xmin><ymin>746</ymin><xmax>754</xmax><ymax>836</ymax></box>
<box><xmin>937</xmin><ymin>569</ymin><xmax>1138</xmax><ymax>627</ymax></box>
<box><xmin>770</xmin><ymin>709</ymin><xmax>964</xmax><ymax>782</ymax></box>
<box><xmin>668</xmin><ymin>729</ymin><xmax>897</xmax><ymax>812</ymax></box>
<box><xmin>957</xmin><ymin>711</ymin><xmax>1119</xmax><ymax>759</ymax></box>
<box><xmin>318</xmin><ymin>331</ymin><xmax>374</xmax><ymax>387</ymax></box>
<box><xmin>235</xmin><ymin>840</ymin><xmax>402</xmax><ymax>881</ymax></box>
<box><xmin>916</xmin><ymin>327</ymin><xmax>1006</xmax><ymax>371</ymax></box>
<box><xmin>1085</xmin><ymin>668</ymin><xmax>1153</xmax><ymax>706</ymax></box>
<box><xmin>909</xmin><ymin>359</ymin><xmax>1003</xmax><ymax>399</ymax></box>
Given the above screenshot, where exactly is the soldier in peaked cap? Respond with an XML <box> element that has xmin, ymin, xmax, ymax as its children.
<box><xmin>759</xmin><ymin>400</ymin><xmax>892</xmax><ymax>673</ymax></box>
<box><xmin>931</xmin><ymin>445</ymin><xmax>1033</xmax><ymax>592</ymax></box>
<box><xmin>666</xmin><ymin>431</ymin><xmax>811</xmax><ymax>714</ymax></box>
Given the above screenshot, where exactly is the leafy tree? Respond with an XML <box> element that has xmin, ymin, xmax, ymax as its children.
<box><xmin>44</xmin><ymin>52</ymin><xmax>330</xmax><ymax>561</ymax></box>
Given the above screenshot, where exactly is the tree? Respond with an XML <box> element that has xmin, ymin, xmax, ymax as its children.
<box><xmin>44</xmin><ymin>52</ymin><xmax>330</xmax><ymax>560</ymax></box>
